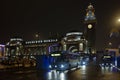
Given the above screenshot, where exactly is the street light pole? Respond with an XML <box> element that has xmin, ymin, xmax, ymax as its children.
<box><xmin>109</xmin><ymin>18</ymin><xmax>120</xmax><ymax>48</ymax></box>
<box><xmin>117</xmin><ymin>18</ymin><xmax>120</xmax><ymax>22</ymax></box>
<box><xmin>108</xmin><ymin>42</ymin><xmax>112</xmax><ymax>48</ymax></box>
<box><xmin>35</xmin><ymin>33</ymin><xmax>40</xmax><ymax>40</ymax></box>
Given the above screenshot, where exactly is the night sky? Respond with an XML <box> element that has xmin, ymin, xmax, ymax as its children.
<box><xmin>1</xmin><ymin>0</ymin><xmax>120</xmax><ymax>50</ymax></box>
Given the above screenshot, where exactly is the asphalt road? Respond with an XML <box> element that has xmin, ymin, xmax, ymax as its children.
<box><xmin>0</xmin><ymin>62</ymin><xmax>120</xmax><ymax>80</ymax></box>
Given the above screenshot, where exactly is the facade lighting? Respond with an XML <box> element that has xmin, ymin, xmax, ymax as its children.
<box><xmin>66</xmin><ymin>32</ymin><xmax>83</xmax><ymax>36</ymax></box>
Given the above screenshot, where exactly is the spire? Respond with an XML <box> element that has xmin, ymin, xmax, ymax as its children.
<box><xmin>84</xmin><ymin>3</ymin><xmax>96</xmax><ymax>21</ymax></box>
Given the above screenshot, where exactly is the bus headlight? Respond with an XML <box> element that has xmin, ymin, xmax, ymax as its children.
<box><xmin>61</xmin><ymin>64</ymin><xmax>64</xmax><ymax>68</ymax></box>
<box><xmin>102</xmin><ymin>63</ymin><xmax>104</xmax><ymax>66</ymax></box>
<box><xmin>82</xmin><ymin>62</ymin><xmax>86</xmax><ymax>65</ymax></box>
<box><xmin>55</xmin><ymin>65</ymin><xmax>57</xmax><ymax>68</ymax></box>
<box><xmin>49</xmin><ymin>65</ymin><xmax>52</xmax><ymax>68</ymax></box>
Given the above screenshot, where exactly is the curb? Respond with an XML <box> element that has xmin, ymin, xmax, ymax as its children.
<box><xmin>112</xmin><ymin>65</ymin><xmax>120</xmax><ymax>71</ymax></box>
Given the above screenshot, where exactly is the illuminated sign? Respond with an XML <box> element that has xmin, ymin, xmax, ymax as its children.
<box><xmin>10</xmin><ymin>38</ymin><xmax>23</xmax><ymax>41</ymax></box>
<box><xmin>26</xmin><ymin>39</ymin><xmax>58</xmax><ymax>44</ymax></box>
<box><xmin>103</xmin><ymin>56</ymin><xmax>111</xmax><ymax>58</ymax></box>
<box><xmin>67</xmin><ymin>38</ymin><xmax>81</xmax><ymax>42</ymax></box>
<box><xmin>51</xmin><ymin>54</ymin><xmax>61</xmax><ymax>56</ymax></box>
<box><xmin>66</xmin><ymin>32</ymin><xmax>83</xmax><ymax>36</ymax></box>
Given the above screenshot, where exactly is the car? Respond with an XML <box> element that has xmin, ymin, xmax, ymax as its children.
<box><xmin>100</xmin><ymin>55</ymin><xmax>112</xmax><ymax>67</ymax></box>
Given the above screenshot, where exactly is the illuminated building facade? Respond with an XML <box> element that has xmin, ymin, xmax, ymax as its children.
<box><xmin>5</xmin><ymin>33</ymin><xmax>87</xmax><ymax>59</ymax></box>
<box><xmin>4</xmin><ymin>4</ymin><xmax>97</xmax><ymax>59</ymax></box>
<box><xmin>5</xmin><ymin>38</ymin><xmax>24</xmax><ymax>58</ymax></box>
<box><xmin>84</xmin><ymin>3</ymin><xmax>97</xmax><ymax>54</ymax></box>
<box><xmin>5</xmin><ymin>37</ymin><xmax>62</xmax><ymax>59</ymax></box>
<box><xmin>61</xmin><ymin>32</ymin><xmax>87</xmax><ymax>53</ymax></box>
<box><xmin>0</xmin><ymin>44</ymin><xmax>5</xmax><ymax>59</ymax></box>
<box><xmin>24</xmin><ymin>39</ymin><xmax>61</xmax><ymax>56</ymax></box>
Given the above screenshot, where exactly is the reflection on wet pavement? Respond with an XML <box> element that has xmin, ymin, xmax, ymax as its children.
<box><xmin>0</xmin><ymin>64</ymin><xmax>120</xmax><ymax>80</ymax></box>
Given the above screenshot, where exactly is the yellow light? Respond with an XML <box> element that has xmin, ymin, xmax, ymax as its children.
<box><xmin>118</xmin><ymin>19</ymin><xmax>120</xmax><ymax>22</ymax></box>
<box><xmin>109</xmin><ymin>42</ymin><xmax>112</xmax><ymax>45</ymax></box>
<box><xmin>103</xmin><ymin>56</ymin><xmax>111</xmax><ymax>58</ymax></box>
<box><xmin>88</xmin><ymin>24</ymin><xmax>92</xmax><ymax>29</ymax></box>
<box><xmin>51</xmin><ymin>54</ymin><xmax>61</xmax><ymax>56</ymax></box>
<box><xmin>35</xmin><ymin>34</ymin><xmax>39</xmax><ymax>37</ymax></box>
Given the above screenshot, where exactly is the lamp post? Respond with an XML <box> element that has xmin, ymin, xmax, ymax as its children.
<box><xmin>109</xmin><ymin>18</ymin><xmax>120</xmax><ymax>48</ymax></box>
<box><xmin>117</xmin><ymin>18</ymin><xmax>120</xmax><ymax>22</ymax></box>
<box><xmin>115</xmin><ymin>18</ymin><xmax>120</xmax><ymax>49</ymax></box>
<box><xmin>108</xmin><ymin>42</ymin><xmax>112</xmax><ymax>48</ymax></box>
<box><xmin>35</xmin><ymin>34</ymin><xmax>39</xmax><ymax>38</ymax></box>
<box><xmin>116</xmin><ymin>18</ymin><xmax>120</xmax><ymax>29</ymax></box>
<box><xmin>35</xmin><ymin>33</ymin><xmax>40</xmax><ymax>40</ymax></box>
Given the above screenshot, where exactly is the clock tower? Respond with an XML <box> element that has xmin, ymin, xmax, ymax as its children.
<box><xmin>84</xmin><ymin>3</ymin><xmax>97</xmax><ymax>54</ymax></box>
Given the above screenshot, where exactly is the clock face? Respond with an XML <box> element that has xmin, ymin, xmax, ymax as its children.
<box><xmin>88</xmin><ymin>24</ymin><xmax>92</xmax><ymax>29</ymax></box>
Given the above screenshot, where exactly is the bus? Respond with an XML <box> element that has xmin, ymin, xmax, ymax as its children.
<box><xmin>49</xmin><ymin>51</ymin><xmax>80</xmax><ymax>71</ymax></box>
<box><xmin>100</xmin><ymin>55</ymin><xmax>113</xmax><ymax>67</ymax></box>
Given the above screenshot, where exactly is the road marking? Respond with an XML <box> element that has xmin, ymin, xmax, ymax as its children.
<box><xmin>112</xmin><ymin>64</ymin><xmax>120</xmax><ymax>71</ymax></box>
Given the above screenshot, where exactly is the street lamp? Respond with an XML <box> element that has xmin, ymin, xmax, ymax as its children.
<box><xmin>35</xmin><ymin>33</ymin><xmax>39</xmax><ymax>40</ymax></box>
<box><xmin>108</xmin><ymin>42</ymin><xmax>112</xmax><ymax>48</ymax></box>
<box><xmin>116</xmin><ymin>18</ymin><xmax>120</xmax><ymax>25</ymax></box>
<box><xmin>117</xmin><ymin>18</ymin><xmax>120</xmax><ymax>22</ymax></box>
<box><xmin>35</xmin><ymin>34</ymin><xmax>39</xmax><ymax>38</ymax></box>
<box><xmin>116</xmin><ymin>18</ymin><xmax>120</xmax><ymax>33</ymax></box>
<box><xmin>111</xmin><ymin>18</ymin><xmax>120</xmax><ymax>37</ymax></box>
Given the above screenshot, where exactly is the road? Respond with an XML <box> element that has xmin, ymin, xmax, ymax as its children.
<box><xmin>0</xmin><ymin>62</ymin><xmax>120</xmax><ymax>80</ymax></box>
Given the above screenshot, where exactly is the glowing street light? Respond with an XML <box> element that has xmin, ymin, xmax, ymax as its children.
<box><xmin>35</xmin><ymin>34</ymin><xmax>39</xmax><ymax>38</ymax></box>
<box><xmin>109</xmin><ymin>42</ymin><xmax>112</xmax><ymax>46</ymax></box>
<box><xmin>118</xmin><ymin>18</ymin><xmax>120</xmax><ymax>22</ymax></box>
<box><xmin>117</xmin><ymin>18</ymin><xmax>120</xmax><ymax>30</ymax></box>
<box><xmin>108</xmin><ymin>42</ymin><xmax>112</xmax><ymax>48</ymax></box>
<box><xmin>116</xmin><ymin>18</ymin><xmax>120</xmax><ymax>25</ymax></box>
<box><xmin>35</xmin><ymin>33</ymin><xmax>40</xmax><ymax>40</ymax></box>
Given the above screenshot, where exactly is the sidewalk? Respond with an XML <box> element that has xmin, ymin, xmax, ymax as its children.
<box><xmin>0</xmin><ymin>64</ymin><xmax>36</xmax><ymax>70</ymax></box>
<box><xmin>0</xmin><ymin>64</ymin><xmax>19</xmax><ymax>71</ymax></box>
